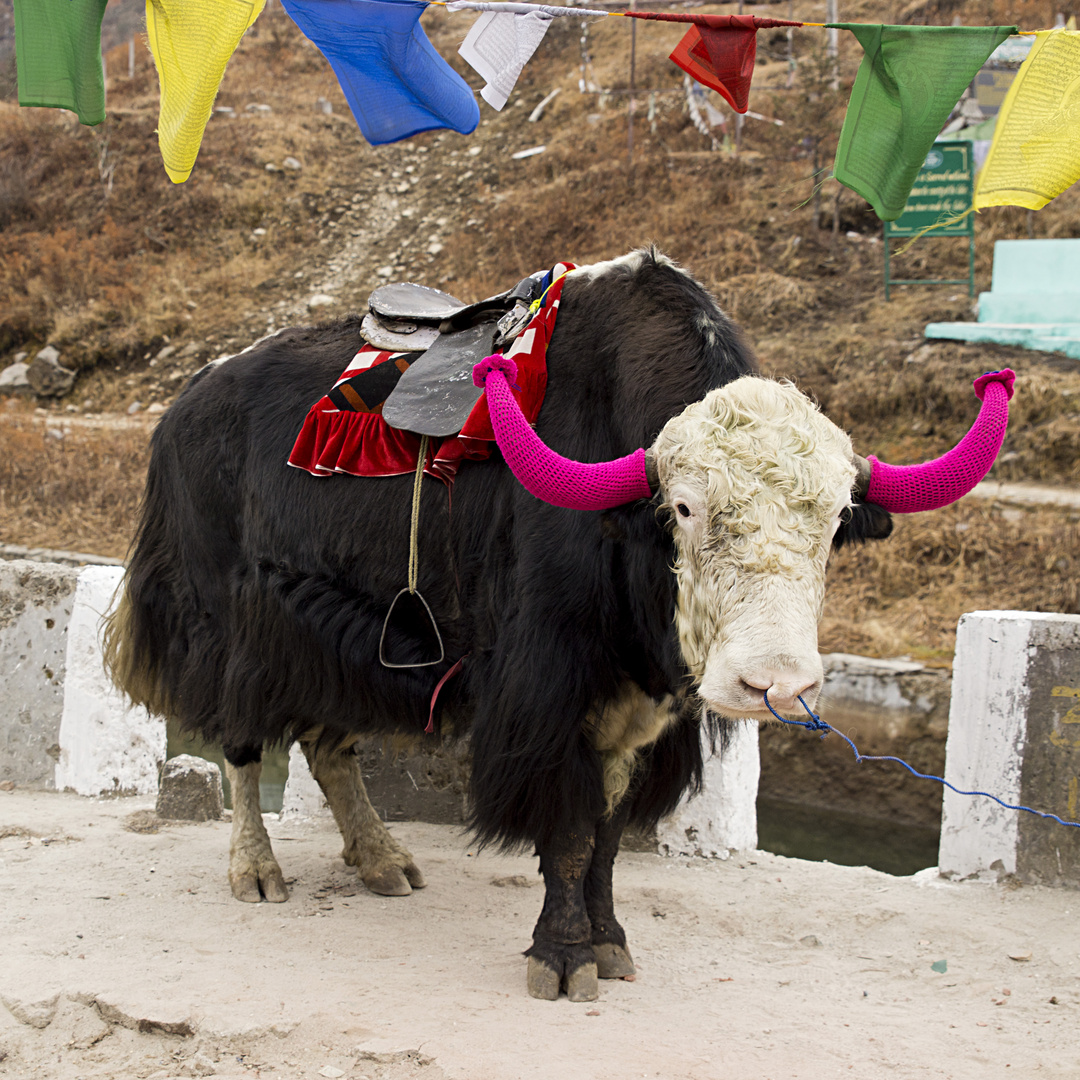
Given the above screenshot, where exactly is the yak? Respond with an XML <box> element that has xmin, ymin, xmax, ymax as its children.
<box><xmin>104</xmin><ymin>248</ymin><xmax>1013</xmax><ymax>1002</ymax></box>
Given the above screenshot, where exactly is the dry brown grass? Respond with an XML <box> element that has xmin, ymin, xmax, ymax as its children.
<box><xmin>0</xmin><ymin>407</ymin><xmax>149</xmax><ymax>557</ymax></box>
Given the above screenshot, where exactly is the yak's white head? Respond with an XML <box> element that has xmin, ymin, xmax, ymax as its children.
<box><xmin>652</xmin><ymin>377</ymin><xmax>854</xmax><ymax>719</ymax></box>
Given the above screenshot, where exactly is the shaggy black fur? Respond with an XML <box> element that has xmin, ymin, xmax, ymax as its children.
<box><xmin>834</xmin><ymin>500</ymin><xmax>894</xmax><ymax>548</ymax></box>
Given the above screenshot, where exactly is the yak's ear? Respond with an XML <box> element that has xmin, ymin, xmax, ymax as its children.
<box><xmin>833</xmin><ymin>501</ymin><xmax>893</xmax><ymax>549</ymax></box>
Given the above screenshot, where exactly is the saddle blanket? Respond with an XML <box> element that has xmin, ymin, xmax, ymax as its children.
<box><xmin>288</xmin><ymin>264</ymin><xmax>572</xmax><ymax>484</ymax></box>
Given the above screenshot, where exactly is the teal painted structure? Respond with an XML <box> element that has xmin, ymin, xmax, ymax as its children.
<box><xmin>926</xmin><ymin>239</ymin><xmax>1080</xmax><ymax>360</ymax></box>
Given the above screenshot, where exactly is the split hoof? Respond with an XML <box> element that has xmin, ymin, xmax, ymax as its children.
<box><xmin>402</xmin><ymin>860</ymin><xmax>426</xmax><ymax>889</ymax></box>
<box><xmin>593</xmin><ymin>942</ymin><xmax>635</xmax><ymax>979</ymax></box>
<box><xmin>527</xmin><ymin>957</ymin><xmax>561</xmax><ymax>1001</ymax></box>
<box><xmin>362</xmin><ymin>865</ymin><xmax>414</xmax><ymax>897</ymax></box>
<box><xmin>566</xmin><ymin>962</ymin><xmax>599</xmax><ymax>1002</ymax></box>
<box><xmin>229</xmin><ymin>859</ymin><xmax>288</xmax><ymax>904</ymax></box>
<box><xmin>526</xmin><ymin>956</ymin><xmax>599</xmax><ymax>1002</ymax></box>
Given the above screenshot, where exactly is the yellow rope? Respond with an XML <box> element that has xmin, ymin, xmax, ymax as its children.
<box><xmin>408</xmin><ymin>434</ymin><xmax>429</xmax><ymax>595</ymax></box>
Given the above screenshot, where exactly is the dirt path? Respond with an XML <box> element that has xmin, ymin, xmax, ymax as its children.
<box><xmin>1</xmin><ymin>790</ymin><xmax>1077</xmax><ymax>1079</ymax></box>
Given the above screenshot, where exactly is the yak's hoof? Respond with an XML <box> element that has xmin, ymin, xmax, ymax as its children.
<box><xmin>566</xmin><ymin>962</ymin><xmax>599</xmax><ymax>1002</ymax></box>
<box><xmin>526</xmin><ymin>954</ymin><xmax>599</xmax><ymax>1002</ymax></box>
<box><xmin>362</xmin><ymin>865</ymin><xmax>412</xmax><ymax>896</ymax></box>
<box><xmin>593</xmin><ymin>942</ymin><xmax>635</xmax><ymax>979</ymax></box>
<box><xmin>527</xmin><ymin>957</ymin><xmax>561</xmax><ymax>1001</ymax></box>
<box><xmin>402</xmin><ymin>860</ymin><xmax>426</xmax><ymax>889</ymax></box>
<box><xmin>229</xmin><ymin>859</ymin><xmax>288</xmax><ymax>904</ymax></box>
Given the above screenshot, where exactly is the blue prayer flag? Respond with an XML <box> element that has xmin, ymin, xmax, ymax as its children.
<box><xmin>281</xmin><ymin>0</ymin><xmax>479</xmax><ymax>145</ymax></box>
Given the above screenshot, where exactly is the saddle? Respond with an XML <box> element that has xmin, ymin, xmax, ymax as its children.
<box><xmin>361</xmin><ymin>273</ymin><xmax>548</xmax><ymax>436</ymax></box>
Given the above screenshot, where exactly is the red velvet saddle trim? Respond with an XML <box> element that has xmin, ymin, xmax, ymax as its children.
<box><xmin>287</xmin><ymin>265</ymin><xmax>572</xmax><ymax>483</ymax></box>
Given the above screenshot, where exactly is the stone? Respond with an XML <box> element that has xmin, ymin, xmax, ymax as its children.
<box><xmin>26</xmin><ymin>347</ymin><xmax>75</xmax><ymax>398</ymax></box>
<box><xmin>283</xmin><ymin>156</ymin><xmax>302</xmax><ymax>171</ymax></box>
<box><xmin>307</xmin><ymin>294</ymin><xmax>335</xmax><ymax>310</ymax></box>
<box><xmin>0</xmin><ymin>362</ymin><xmax>31</xmax><ymax>395</ymax></box>
<box><xmin>315</xmin><ymin>96</ymin><xmax>333</xmax><ymax>115</ymax></box>
<box><xmin>147</xmin><ymin>403</ymin><xmax>166</xmax><ymax>414</ymax></box>
<box><xmin>1</xmin><ymin>992</ymin><xmax>59</xmax><ymax>1029</ymax></box>
<box><xmin>156</xmin><ymin>344</ymin><xmax>178</xmax><ymax>361</ymax></box>
<box><xmin>156</xmin><ymin>754</ymin><xmax>224</xmax><ymax>821</ymax></box>
<box><xmin>126</xmin><ymin>401</ymin><xmax>142</xmax><ymax>415</ymax></box>
<box><xmin>280</xmin><ymin>742</ymin><xmax>330</xmax><ymax>820</ymax></box>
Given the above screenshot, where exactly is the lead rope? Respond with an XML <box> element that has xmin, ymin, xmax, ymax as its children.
<box><xmin>763</xmin><ymin>691</ymin><xmax>1080</xmax><ymax>830</ymax></box>
<box><xmin>408</xmin><ymin>434</ymin><xmax>429</xmax><ymax>595</ymax></box>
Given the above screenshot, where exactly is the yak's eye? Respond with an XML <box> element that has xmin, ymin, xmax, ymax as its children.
<box><xmin>676</xmin><ymin>502</ymin><xmax>691</xmax><ymax>518</ymax></box>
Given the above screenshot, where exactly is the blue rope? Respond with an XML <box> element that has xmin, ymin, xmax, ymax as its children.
<box><xmin>762</xmin><ymin>692</ymin><xmax>1080</xmax><ymax>831</ymax></box>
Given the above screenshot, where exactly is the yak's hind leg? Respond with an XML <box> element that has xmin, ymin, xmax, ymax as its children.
<box><xmin>225</xmin><ymin>759</ymin><xmax>289</xmax><ymax>903</ymax></box>
<box><xmin>299</xmin><ymin>732</ymin><xmax>425</xmax><ymax>897</ymax></box>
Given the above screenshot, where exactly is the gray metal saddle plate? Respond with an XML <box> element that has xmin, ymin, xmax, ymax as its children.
<box><xmin>381</xmin><ymin>322</ymin><xmax>498</xmax><ymax>437</ymax></box>
<box><xmin>360</xmin><ymin>313</ymin><xmax>440</xmax><ymax>353</ymax></box>
<box><xmin>368</xmin><ymin>282</ymin><xmax>467</xmax><ymax>323</ymax></box>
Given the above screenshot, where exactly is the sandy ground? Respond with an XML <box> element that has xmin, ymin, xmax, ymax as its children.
<box><xmin>1</xmin><ymin>790</ymin><xmax>1078</xmax><ymax>1080</ymax></box>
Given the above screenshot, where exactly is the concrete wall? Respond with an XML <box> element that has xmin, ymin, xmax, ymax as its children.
<box><xmin>0</xmin><ymin>560</ymin><xmax>80</xmax><ymax>787</ymax></box>
<box><xmin>940</xmin><ymin>611</ymin><xmax>1080</xmax><ymax>888</ymax></box>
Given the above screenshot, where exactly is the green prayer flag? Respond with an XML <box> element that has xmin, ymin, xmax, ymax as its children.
<box><xmin>830</xmin><ymin>24</ymin><xmax>1015</xmax><ymax>221</ymax></box>
<box><xmin>13</xmin><ymin>0</ymin><xmax>110</xmax><ymax>126</ymax></box>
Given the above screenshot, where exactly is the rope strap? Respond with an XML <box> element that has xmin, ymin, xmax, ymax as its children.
<box><xmin>762</xmin><ymin>692</ymin><xmax>1080</xmax><ymax>831</ymax></box>
<box><xmin>408</xmin><ymin>434</ymin><xmax>429</xmax><ymax>595</ymax></box>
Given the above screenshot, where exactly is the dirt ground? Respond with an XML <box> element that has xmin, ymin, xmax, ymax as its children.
<box><xmin>1</xmin><ymin>789</ymin><xmax>1078</xmax><ymax>1080</ymax></box>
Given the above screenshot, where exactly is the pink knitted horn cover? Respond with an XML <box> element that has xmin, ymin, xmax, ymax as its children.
<box><xmin>472</xmin><ymin>354</ymin><xmax>654</xmax><ymax>510</ymax></box>
<box><xmin>865</xmin><ymin>369</ymin><xmax>1016</xmax><ymax>513</ymax></box>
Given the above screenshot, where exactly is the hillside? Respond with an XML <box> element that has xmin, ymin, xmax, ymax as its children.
<box><xmin>1</xmin><ymin>0</ymin><xmax>1079</xmax><ymax>660</ymax></box>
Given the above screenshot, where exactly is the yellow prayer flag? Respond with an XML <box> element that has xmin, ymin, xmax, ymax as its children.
<box><xmin>974</xmin><ymin>29</ymin><xmax>1080</xmax><ymax>212</ymax></box>
<box><xmin>147</xmin><ymin>0</ymin><xmax>266</xmax><ymax>184</ymax></box>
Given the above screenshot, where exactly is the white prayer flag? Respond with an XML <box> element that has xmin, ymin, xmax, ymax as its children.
<box><xmin>458</xmin><ymin>10</ymin><xmax>554</xmax><ymax>111</ymax></box>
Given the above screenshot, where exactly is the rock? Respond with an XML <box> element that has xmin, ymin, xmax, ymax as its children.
<box><xmin>307</xmin><ymin>294</ymin><xmax>336</xmax><ymax>310</ymax></box>
<box><xmin>245</xmin><ymin>103</ymin><xmax>272</xmax><ymax>114</ymax></box>
<box><xmin>0</xmin><ymin>362</ymin><xmax>31</xmax><ymax>395</ymax></box>
<box><xmin>283</xmin><ymin>156</ymin><xmax>302</xmax><ymax>171</ymax></box>
<box><xmin>126</xmin><ymin>401</ymin><xmax>142</xmax><ymax>415</ymax></box>
<box><xmin>156</xmin><ymin>754</ymin><xmax>224</xmax><ymax>822</ymax></box>
<box><xmin>315</xmin><ymin>96</ymin><xmax>333</xmax><ymax>115</ymax></box>
<box><xmin>26</xmin><ymin>347</ymin><xmax>75</xmax><ymax>397</ymax></box>
<box><xmin>156</xmin><ymin>344</ymin><xmax>178</xmax><ymax>361</ymax></box>
<box><xmin>376</xmin><ymin>266</ymin><xmax>394</xmax><ymax>279</ymax></box>
<box><xmin>1</xmin><ymin>992</ymin><xmax>60</xmax><ymax>1029</ymax></box>
<box><xmin>14</xmin><ymin>350</ymin><xmax>27</xmax><ymax>362</ymax></box>
<box><xmin>265</xmin><ymin>162</ymin><xmax>281</xmax><ymax>173</ymax></box>
<box><xmin>426</xmin><ymin>242</ymin><xmax>444</xmax><ymax>256</ymax></box>
<box><xmin>179</xmin><ymin>341</ymin><xmax>202</xmax><ymax>357</ymax></box>
<box><xmin>147</xmin><ymin>403</ymin><xmax>166</xmax><ymax>414</ymax></box>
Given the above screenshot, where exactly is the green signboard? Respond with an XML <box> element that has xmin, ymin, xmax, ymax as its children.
<box><xmin>883</xmin><ymin>141</ymin><xmax>975</xmax><ymax>299</ymax></box>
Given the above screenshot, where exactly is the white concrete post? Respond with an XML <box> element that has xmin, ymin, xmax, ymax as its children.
<box><xmin>55</xmin><ymin>567</ymin><xmax>165</xmax><ymax>796</ymax></box>
<box><xmin>657</xmin><ymin>718</ymin><xmax>759</xmax><ymax>858</ymax></box>
<box><xmin>279</xmin><ymin>742</ymin><xmax>330</xmax><ymax>819</ymax></box>
<box><xmin>939</xmin><ymin>611</ymin><xmax>1080</xmax><ymax>886</ymax></box>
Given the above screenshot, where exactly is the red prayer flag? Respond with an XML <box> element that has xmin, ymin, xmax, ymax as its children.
<box><xmin>624</xmin><ymin>12</ymin><xmax>801</xmax><ymax>113</ymax></box>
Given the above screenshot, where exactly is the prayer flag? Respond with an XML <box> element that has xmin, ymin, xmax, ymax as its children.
<box><xmin>458</xmin><ymin>11</ymin><xmax>553</xmax><ymax>111</ymax></box>
<box><xmin>281</xmin><ymin>0</ymin><xmax>480</xmax><ymax>145</ymax></box>
<box><xmin>146</xmin><ymin>0</ymin><xmax>266</xmax><ymax>184</ymax></box>
<box><xmin>831</xmin><ymin>24</ymin><xmax>1015</xmax><ymax>221</ymax></box>
<box><xmin>624</xmin><ymin>13</ymin><xmax>799</xmax><ymax>113</ymax></box>
<box><xmin>13</xmin><ymin>0</ymin><xmax>108</xmax><ymax>126</ymax></box>
<box><xmin>974</xmin><ymin>29</ymin><xmax>1080</xmax><ymax>212</ymax></box>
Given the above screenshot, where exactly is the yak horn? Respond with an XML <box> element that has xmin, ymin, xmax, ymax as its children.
<box><xmin>864</xmin><ymin>369</ymin><xmax>1016</xmax><ymax>513</ymax></box>
<box><xmin>473</xmin><ymin>354</ymin><xmax>655</xmax><ymax>510</ymax></box>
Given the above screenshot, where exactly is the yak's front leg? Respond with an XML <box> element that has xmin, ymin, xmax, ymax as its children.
<box><xmin>225</xmin><ymin>758</ymin><xmax>288</xmax><ymax>903</ymax></box>
<box><xmin>585</xmin><ymin>796</ymin><xmax>636</xmax><ymax>979</ymax></box>
<box><xmin>299</xmin><ymin>733</ymin><xmax>425</xmax><ymax>897</ymax></box>
<box><xmin>526</xmin><ymin>829</ymin><xmax>598</xmax><ymax>1002</ymax></box>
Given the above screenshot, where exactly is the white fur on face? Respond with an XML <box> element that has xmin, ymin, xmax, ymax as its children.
<box><xmin>651</xmin><ymin>376</ymin><xmax>856</xmax><ymax>719</ymax></box>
